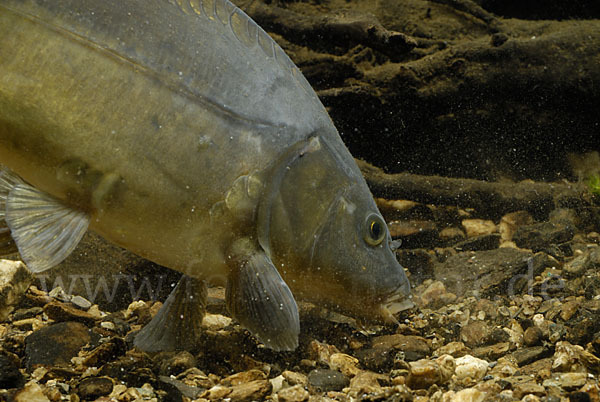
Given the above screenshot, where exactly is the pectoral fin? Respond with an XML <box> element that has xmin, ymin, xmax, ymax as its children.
<box><xmin>134</xmin><ymin>275</ymin><xmax>207</xmax><ymax>352</ymax></box>
<box><xmin>0</xmin><ymin>167</ymin><xmax>89</xmax><ymax>271</ymax></box>
<box><xmin>226</xmin><ymin>240</ymin><xmax>299</xmax><ymax>351</ymax></box>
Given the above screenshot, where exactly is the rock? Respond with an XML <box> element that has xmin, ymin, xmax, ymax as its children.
<box><xmin>355</xmin><ymin>347</ymin><xmax>395</xmax><ymax>372</ymax></box>
<box><xmin>454</xmin><ymin>233</ymin><xmax>501</xmax><ymax>251</ymax></box>
<box><xmin>70</xmin><ymin>295</ymin><xmax>92</xmax><ymax>310</ymax></box>
<box><xmin>518</xmin><ymin>357</ymin><xmax>553</xmax><ymax>380</ymax></box>
<box><xmin>158</xmin><ymin>376</ymin><xmax>204</xmax><ymax>400</ymax></box>
<box><xmin>202</xmin><ymin>313</ymin><xmax>232</xmax><ymax>331</ymax></box>
<box><xmin>461</xmin><ymin>219</ymin><xmax>496</xmax><ymax>237</ymax></box>
<box><xmin>154</xmin><ymin>352</ymin><xmax>195</xmax><ymax>378</ymax></box>
<box><xmin>435</xmin><ymin>341</ymin><xmax>471</xmax><ymax>358</ymax></box>
<box><xmin>329</xmin><ymin>353</ymin><xmax>360</xmax><ymax>377</ymax></box>
<box><xmin>512</xmin><ymin>346</ymin><xmax>551</xmax><ymax>367</ymax></box>
<box><xmin>48</xmin><ymin>286</ymin><xmax>71</xmax><ymax>303</ymax></box>
<box><xmin>307</xmin><ymin>368</ymin><xmax>349</xmax><ymax>392</ymax></box>
<box><xmin>79</xmin><ymin>338</ymin><xmax>127</xmax><ymax>368</ymax></box>
<box><xmin>418</xmin><ymin>281</ymin><xmax>457</xmax><ymax>308</ymax></box>
<box><xmin>388</xmin><ymin>220</ymin><xmax>439</xmax><ymax>248</ymax></box>
<box><xmin>499</xmin><ymin>211</ymin><xmax>534</xmax><ymax>243</ymax></box>
<box><xmin>513</xmin><ymin>221</ymin><xmax>574</xmax><ymax>252</ymax></box>
<box><xmin>523</xmin><ymin>326</ymin><xmax>543</xmax><ymax>346</ymax></box>
<box><xmin>513</xmin><ymin>382</ymin><xmax>546</xmax><ymax>399</ymax></box>
<box><xmin>12</xmin><ymin>307</ymin><xmax>43</xmax><ymax>321</ymax></box>
<box><xmin>454</xmin><ymin>355</ymin><xmax>489</xmax><ymax>382</ymax></box>
<box><xmin>560</xmin><ymin>298</ymin><xmax>581</xmax><ymax>321</ymax></box>
<box><xmin>277</xmin><ymin>384</ymin><xmax>309</xmax><ymax>402</ymax></box>
<box><xmin>202</xmin><ymin>385</ymin><xmax>231</xmax><ymax>400</ymax></box>
<box><xmin>460</xmin><ymin>321</ymin><xmax>492</xmax><ymax>347</ymax></box>
<box><xmin>439</xmin><ymin>227</ymin><xmax>466</xmax><ymax>244</ymax></box>
<box><xmin>281</xmin><ymin>370</ymin><xmax>308</xmax><ymax>387</ymax></box>
<box><xmin>0</xmin><ymin>351</ymin><xmax>24</xmax><ymax>389</ymax></box>
<box><xmin>543</xmin><ymin>372</ymin><xmax>587</xmax><ymax>390</ymax></box>
<box><xmin>12</xmin><ymin>381</ymin><xmax>50</xmax><ymax>402</ymax></box>
<box><xmin>371</xmin><ymin>334</ymin><xmax>431</xmax><ymax>361</ymax></box>
<box><xmin>445</xmin><ymin>388</ymin><xmax>487</xmax><ymax>402</ymax></box>
<box><xmin>433</xmin><ymin>248</ymin><xmax>543</xmax><ymax>296</ymax></box>
<box><xmin>471</xmin><ymin>342</ymin><xmax>510</xmax><ymax>361</ymax></box>
<box><xmin>227</xmin><ymin>379</ymin><xmax>272</xmax><ymax>402</ymax></box>
<box><xmin>25</xmin><ymin>321</ymin><xmax>92</xmax><ymax>370</ymax></box>
<box><xmin>77</xmin><ymin>377</ymin><xmax>113</xmax><ymax>400</ymax></box>
<box><xmin>306</xmin><ymin>340</ymin><xmax>340</xmax><ymax>366</ymax></box>
<box><xmin>406</xmin><ymin>355</ymin><xmax>454</xmax><ymax>389</ymax></box>
<box><xmin>552</xmin><ymin>341</ymin><xmax>600</xmax><ymax>373</ymax></box>
<box><xmin>221</xmin><ymin>369</ymin><xmax>267</xmax><ymax>386</ymax></box>
<box><xmin>0</xmin><ymin>260</ymin><xmax>33</xmax><ymax>321</ymax></box>
<box><xmin>43</xmin><ymin>301</ymin><xmax>97</xmax><ymax>326</ymax></box>
<box><xmin>348</xmin><ymin>370</ymin><xmax>389</xmax><ymax>395</ymax></box>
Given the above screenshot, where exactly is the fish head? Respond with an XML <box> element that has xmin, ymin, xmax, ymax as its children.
<box><xmin>259</xmin><ymin>135</ymin><xmax>411</xmax><ymax>324</ymax></box>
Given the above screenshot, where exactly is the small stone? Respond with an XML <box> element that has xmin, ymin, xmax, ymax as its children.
<box><xmin>471</xmin><ymin>342</ymin><xmax>510</xmax><ymax>361</ymax></box>
<box><xmin>512</xmin><ymin>346</ymin><xmax>550</xmax><ymax>367</ymax></box>
<box><xmin>158</xmin><ymin>375</ymin><xmax>204</xmax><ymax>400</ymax></box>
<box><xmin>43</xmin><ymin>301</ymin><xmax>97</xmax><ymax>326</ymax></box>
<box><xmin>0</xmin><ymin>260</ymin><xmax>33</xmax><ymax>321</ymax></box>
<box><xmin>513</xmin><ymin>222</ymin><xmax>574</xmax><ymax>252</ymax></box>
<box><xmin>454</xmin><ymin>355</ymin><xmax>488</xmax><ymax>382</ymax></box>
<box><xmin>552</xmin><ymin>341</ymin><xmax>600</xmax><ymax>372</ymax></box>
<box><xmin>560</xmin><ymin>299</ymin><xmax>581</xmax><ymax>321</ymax></box>
<box><xmin>439</xmin><ymin>227</ymin><xmax>466</xmax><ymax>244</ymax></box>
<box><xmin>227</xmin><ymin>379</ymin><xmax>272</xmax><ymax>402</ymax></box>
<box><xmin>460</xmin><ymin>321</ymin><xmax>491</xmax><ymax>347</ymax></box>
<box><xmin>388</xmin><ymin>220</ymin><xmax>438</xmax><ymax>248</ymax></box>
<box><xmin>446</xmin><ymin>388</ymin><xmax>486</xmax><ymax>402</ymax></box>
<box><xmin>12</xmin><ymin>307</ymin><xmax>43</xmax><ymax>321</ymax></box>
<box><xmin>354</xmin><ymin>347</ymin><xmax>395</xmax><ymax>372</ymax></box>
<box><xmin>552</xmin><ymin>372</ymin><xmax>587</xmax><ymax>390</ymax></box>
<box><xmin>306</xmin><ymin>340</ymin><xmax>340</xmax><ymax>366</ymax></box>
<box><xmin>48</xmin><ymin>286</ymin><xmax>71</xmax><ymax>303</ymax></box>
<box><xmin>435</xmin><ymin>341</ymin><xmax>471</xmax><ymax>358</ymax></box>
<box><xmin>461</xmin><ymin>219</ymin><xmax>496</xmax><ymax>237</ymax></box>
<box><xmin>221</xmin><ymin>369</ymin><xmax>267</xmax><ymax>386</ymax></box>
<box><xmin>77</xmin><ymin>377</ymin><xmax>113</xmax><ymax>400</ymax></box>
<box><xmin>499</xmin><ymin>211</ymin><xmax>534</xmax><ymax>243</ymax></box>
<box><xmin>513</xmin><ymin>382</ymin><xmax>546</xmax><ymax>399</ymax></box>
<box><xmin>0</xmin><ymin>351</ymin><xmax>24</xmax><ymax>389</ymax></box>
<box><xmin>70</xmin><ymin>295</ymin><xmax>92</xmax><ymax>311</ymax></box>
<box><xmin>158</xmin><ymin>351</ymin><xmax>197</xmax><ymax>376</ymax></box>
<box><xmin>281</xmin><ymin>370</ymin><xmax>308</xmax><ymax>387</ymax></box>
<box><xmin>25</xmin><ymin>321</ymin><xmax>92</xmax><ymax>370</ymax></box>
<box><xmin>406</xmin><ymin>355</ymin><xmax>455</xmax><ymax>389</ymax></box>
<box><xmin>12</xmin><ymin>380</ymin><xmax>50</xmax><ymax>402</ymax></box>
<box><xmin>202</xmin><ymin>385</ymin><xmax>231</xmax><ymax>400</ymax></box>
<box><xmin>348</xmin><ymin>371</ymin><xmax>389</xmax><ymax>395</ymax></box>
<box><xmin>99</xmin><ymin>321</ymin><xmax>116</xmax><ymax>331</ymax></box>
<box><xmin>277</xmin><ymin>384</ymin><xmax>309</xmax><ymax>402</ymax></box>
<box><xmin>371</xmin><ymin>334</ymin><xmax>431</xmax><ymax>361</ymax></box>
<box><xmin>307</xmin><ymin>368</ymin><xmax>349</xmax><ymax>392</ymax></box>
<box><xmin>202</xmin><ymin>313</ymin><xmax>232</xmax><ymax>331</ymax></box>
<box><xmin>523</xmin><ymin>326</ymin><xmax>543</xmax><ymax>346</ymax></box>
<box><xmin>328</xmin><ymin>353</ymin><xmax>360</xmax><ymax>377</ymax></box>
<box><xmin>418</xmin><ymin>281</ymin><xmax>456</xmax><ymax>308</ymax></box>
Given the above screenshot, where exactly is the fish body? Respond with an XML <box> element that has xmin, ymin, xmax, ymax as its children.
<box><xmin>0</xmin><ymin>0</ymin><xmax>410</xmax><ymax>350</ymax></box>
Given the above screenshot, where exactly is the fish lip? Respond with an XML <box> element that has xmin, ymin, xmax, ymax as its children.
<box><xmin>379</xmin><ymin>283</ymin><xmax>413</xmax><ymax>323</ymax></box>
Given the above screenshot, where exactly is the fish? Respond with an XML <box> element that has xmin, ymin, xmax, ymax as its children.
<box><xmin>0</xmin><ymin>0</ymin><xmax>410</xmax><ymax>351</ymax></box>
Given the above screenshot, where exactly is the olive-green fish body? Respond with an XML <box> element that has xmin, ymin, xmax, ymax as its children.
<box><xmin>0</xmin><ymin>0</ymin><xmax>410</xmax><ymax>351</ymax></box>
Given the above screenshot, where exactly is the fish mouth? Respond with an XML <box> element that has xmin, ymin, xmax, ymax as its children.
<box><xmin>378</xmin><ymin>285</ymin><xmax>414</xmax><ymax>325</ymax></box>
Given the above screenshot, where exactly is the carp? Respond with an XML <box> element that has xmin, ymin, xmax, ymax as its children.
<box><xmin>0</xmin><ymin>0</ymin><xmax>410</xmax><ymax>351</ymax></box>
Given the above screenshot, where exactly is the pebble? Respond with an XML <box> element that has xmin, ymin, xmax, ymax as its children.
<box><xmin>371</xmin><ymin>334</ymin><xmax>431</xmax><ymax>361</ymax></box>
<box><xmin>12</xmin><ymin>381</ymin><xmax>50</xmax><ymax>402</ymax></box>
<box><xmin>499</xmin><ymin>211</ymin><xmax>534</xmax><ymax>243</ymax></box>
<box><xmin>328</xmin><ymin>353</ymin><xmax>360</xmax><ymax>377</ymax></box>
<box><xmin>227</xmin><ymin>379</ymin><xmax>272</xmax><ymax>401</ymax></box>
<box><xmin>202</xmin><ymin>313</ymin><xmax>232</xmax><ymax>331</ymax></box>
<box><xmin>281</xmin><ymin>370</ymin><xmax>308</xmax><ymax>387</ymax></box>
<box><xmin>307</xmin><ymin>368</ymin><xmax>349</xmax><ymax>392</ymax></box>
<box><xmin>418</xmin><ymin>281</ymin><xmax>457</xmax><ymax>308</ymax></box>
<box><xmin>444</xmin><ymin>387</ymin><xmax>486</xmax><ymax>402</ymax></box>
<box><xmin>512</xmin><ymin>346</ymin><xmax>550</xmax><ymax>367</ymax></box>
<box><xmin>461</xmin><ymin>219</ymin><xmax>496</xmax><ymax>237</ymax></box>
<box><xmin>76</xmin><ymin>377</ymin><xmax>113</xmax><ymax>400</ymax></box>
<box><xmin>306</xmin><ymin>340</ymin><xmax>340</xmax><ymax>365</ymax></box>
<box><xmin>12</xmin><ymin>307</ymin><xmax>43</xmax><ymax>321</ymax></box>
<box><xmin>513</xmin><ymin>221</ymin><xmax>574</xmax><ymax>252</ymax></box>
<box><xmin>277</xmin><ymin>384</ymin><xmax>309</xmax><ymax>402</ymax></box>
<box><xmin>157</xmin><ymin>351</ymin><xmax>197</xmax><ymax>376</ymax></box>
<box><xmin>354</xmin><ymin>347</ymin><xmax>395</xmax><ymax>372</ymax></box>
<box><xmin>454</xmin><ymin>355</ymin><xmax>488</xmax><ymax>382</ymax></box>
<box><xmin>460</xmin><ymin>321</ymin><xmax>491</xmax><ymax>347</ymax></box>
<box><xmin>70</xmin><ymin>295</ymin><xmax>92</xmax><ymax>310</ymax></box>
<box><xmin>48</xmin><ymin>286</ymin><xmax>71</xmax><ymax>303</ymax></box>
<box><xmin>552</xmin><ymin>341</ymin><xmax>600</xmax><ymax>372</ymax></box>
<box><xmin>523</xmin><ymin>326</ymin><xmax>543</xmax><ymax>346</ymax></box>
<box><xmin>221</xmin><ymin>369</ymin><xmax>266</xmax><ymax>386</ymax></box>
<box><xmin>25</xmin><ymin>321</ymin><xmax>92</xmax><ymax>370</ymax></box>
<box><xmin>348</xmin><ymin>370</ymin><xmax>389</xmax><ymax>395</ymax></box>
<box><xmin>43</xmin><ymin>301</ymin><xmax>97</xmax><ymax>326</ymax></box>
<box><xmin>471</xmin><ymin>342</ymin><xmax>509</xmax><ymax>361</ymax></box>
<box><xmin>406</xmin><ymin>355</ymin><xmax>454</xmax><ymax>389</ymax></box>
<box><xmin>513</xmin><ymin>382</ymin><xmax>546</xmax><ymax>399</ymax></box>
<box><xmin>543</xmin><ymin>372</ymin><xmax>587</xmax><ymax>390</ymax></box>
<box><xmin>0</xmin><ymin>259</ymin><xmax>33</xmax><ymax>321</ymax></box>
<box><xmin>0</xmin><ymin>351</ymin><xmax>24</xmax><ymax>389</ymax></box>
<box><xmin>159</xmin><ymin>375</ymin><xmax>204</xmax><ymax>400</ymax></box>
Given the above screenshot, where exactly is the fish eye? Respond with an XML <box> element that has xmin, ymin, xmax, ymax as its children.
<box><xmin>364</xmin><ymin>213</ymin><xmax>386</xmax><ymax>246</ymax></box>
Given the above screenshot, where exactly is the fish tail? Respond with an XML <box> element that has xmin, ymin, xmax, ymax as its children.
<box><xmin>0</xmin><ymin>166</ymin><xmax>23</xmax><ymax>256</ymax></box>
